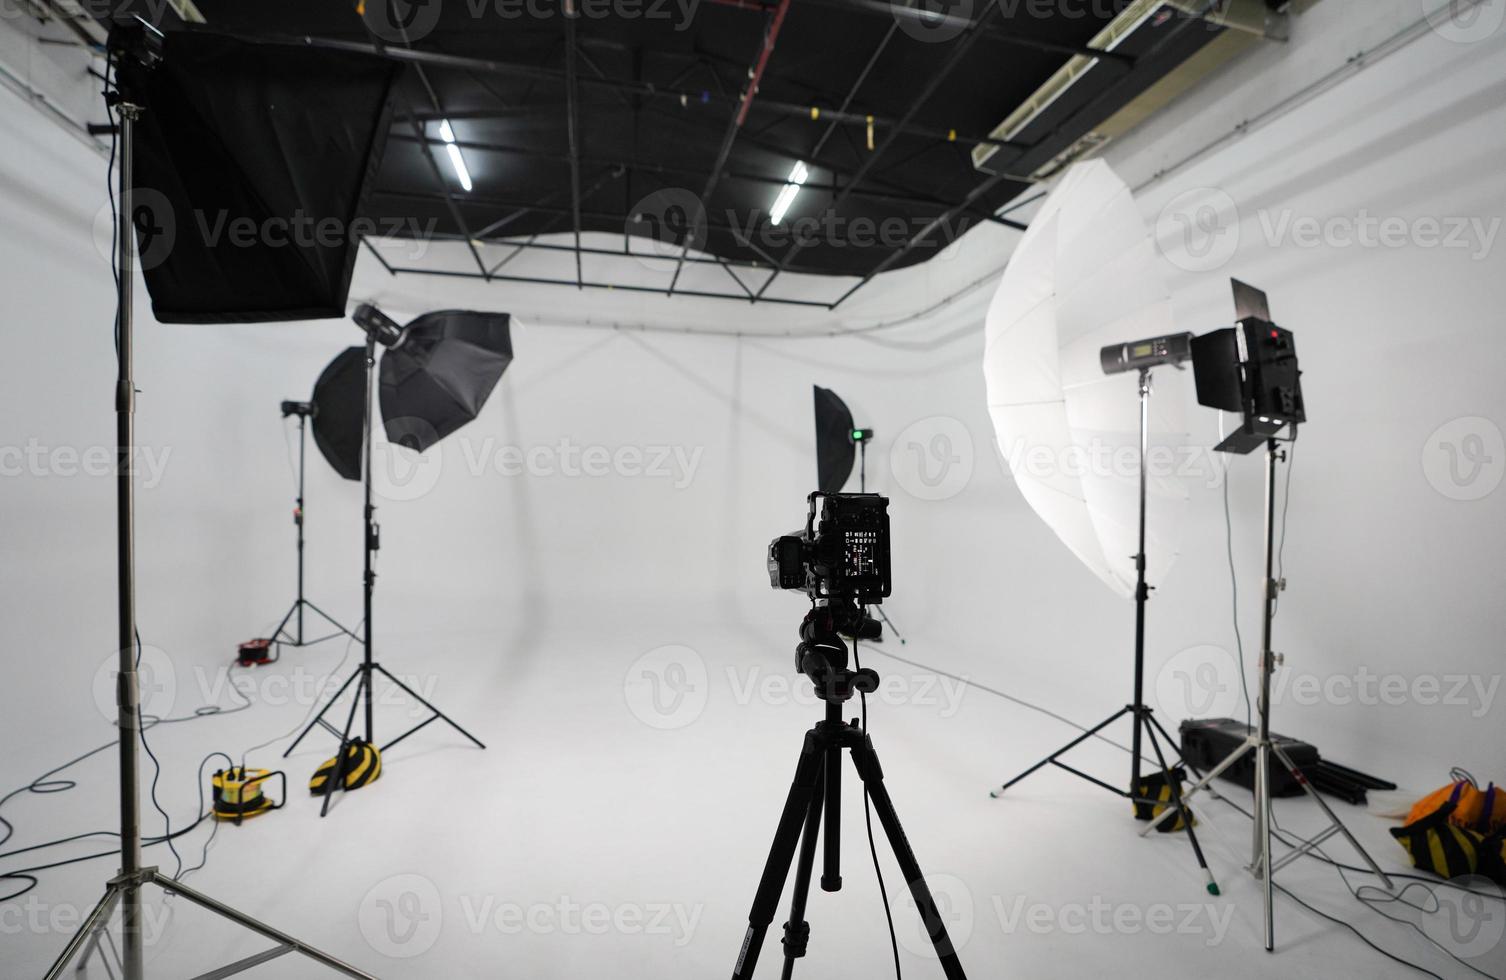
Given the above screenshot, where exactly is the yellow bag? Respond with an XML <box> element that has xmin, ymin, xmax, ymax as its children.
<box><xmin>1391</xmin><ymin>801</ymin><xmax>1505</xmax><ymax>884</ymax></box>
<box><xmin>1133</xmin><ymin>767</ymin><xmax>1197</xmax><ymax>833</ymax></box>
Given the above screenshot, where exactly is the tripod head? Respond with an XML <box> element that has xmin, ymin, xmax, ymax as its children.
<box><xmin>797</xmin><ymin>601</ymin><xmax>880</xmax><ymax>703</ymax></box>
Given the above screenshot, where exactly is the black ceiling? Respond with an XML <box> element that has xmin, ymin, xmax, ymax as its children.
<box><xmin>97</xmin><ymin>0</ymin><xmax>1224</xmax><ymax>302</ymax></box>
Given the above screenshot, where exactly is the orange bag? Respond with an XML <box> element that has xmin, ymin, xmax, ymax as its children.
<box><xmin>1408</xmin><ymin>772</ymin><xmax>1506</xmax><ymax>834</ymax></box>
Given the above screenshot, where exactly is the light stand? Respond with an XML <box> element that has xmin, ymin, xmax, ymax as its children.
<box><xmin>992</xmin><ymin>368</ymin><xmax>1219</xmax><ymax>895</ymax></box>
<box><xmin>266</xmin><ymin>403</ymin><xmax>359</xmax><ymax>649</ymax></box>
<box><xmin>1138</xmin><ymin>435</ymin><xmax>1393</xmax><ymax>950</ymax></box>
<box><xmin>46</xmin><ymin>91</ymin><xmax>377</xmax><ymax>980</ymax></box>
<box><xmin>852</xmin><ymin>430</ymin><xmax>905</xmax><ymax>644</ymax></box>
<box><xmin>283</xmin><ymin>330</ymin><xmax>486</xmax><ymax>818</ymax></box>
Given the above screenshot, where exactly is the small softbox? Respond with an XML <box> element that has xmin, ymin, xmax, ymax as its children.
<box><xmin>814</xmin><ymin>386</ymin><xmax>856</xmax><ymax>494</ymax></box>
<box><xmin>115</xmin><ymin>30</ymin><xmax>401</xmax><ymax>323</ymax></box>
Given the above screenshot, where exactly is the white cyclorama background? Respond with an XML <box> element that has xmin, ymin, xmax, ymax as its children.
<box><xmin>1</xmin><ymin>2</ymin><xmax>1503</xmax><ymax>977</ymax></box>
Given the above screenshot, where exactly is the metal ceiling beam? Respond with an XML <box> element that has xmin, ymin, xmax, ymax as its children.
<box><xmin>669</xmin><ymin>0</ymin><xmax>791</xmax><ymax>295</ymax></box>
<box><xmin>754</xmin><ymin>0</ymin><xmax>1007</xmax><ymax>298</ymax></box>
<box><xmin>414</xmin><ymin>230</ymin><xmax>776</xmax><ymax>270</ymax></box>
<box><xmin>386</xmin><ymin>127</ymin><xmax>1018</xmax><ymax>228</ymax></box>
<box><xmin>562</xmin><ymin>4</ymin><xmax>585</xmax><ymax>286</ymax></box>
<box><xmin>370</xmin><ymin>187</ymin><xmax>826</xmax><ymax>244</ymax></box>
<box><xmin>829</xmin><ymin>1</ymin><xmax>1224</xmax><ymax>310</ymax></box>
<box><xmin>378</xmin><ymin>264</ymin><xmax>834</xmax><ymax>308</ymax></box>
<box><xmin>235</xmin><ymin>31</ymin><xmax>1027</xmax><ymax>154</ymax></box>
<box><xmin>803</xmin><ymin>0</ymin><xmax>1137</xmax><ymax>67</ymax></box>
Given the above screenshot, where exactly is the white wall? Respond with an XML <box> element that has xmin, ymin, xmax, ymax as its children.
<box><xmin>1</xmin><ymin>0</ymin><xmax>1503</xmax><ymax>811</ymax></box>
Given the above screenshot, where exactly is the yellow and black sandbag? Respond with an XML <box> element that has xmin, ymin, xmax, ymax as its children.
<box><xmin>1133</xmin><ymin>767</ymin><xmax>1197</xmax><ymax>832</ymax></box>
<box><xmin>309</xmin><ymin>738</ymin><xmax>382</xmax><ymax>796</ymax></box>
<box><xmin>1390</xmin><ymin>800</ymin><xmax>1502</xmax><ymax>883</ymax></box>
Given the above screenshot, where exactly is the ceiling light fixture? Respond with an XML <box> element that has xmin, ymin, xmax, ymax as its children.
<box><xmin>438</xmin><ymin>119</ymin><xmax>473</xmax><ymax>192</ymax></box>
<box><xmin>769</xmin><ymin>160</ymin><xmax>808</xmax><ymax>225</ymax></box>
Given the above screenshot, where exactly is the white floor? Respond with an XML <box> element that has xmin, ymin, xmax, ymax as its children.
<box><xmin>3</xmin><ymin>614</ymin><xmax>1500</xmax><ymax>980</ymax></box>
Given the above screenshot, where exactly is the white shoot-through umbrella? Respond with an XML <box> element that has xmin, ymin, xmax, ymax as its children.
<box><xmin>983</xmin><ymin>160</ymin><xmax>1189</xmax><ymax>597</ymax></box>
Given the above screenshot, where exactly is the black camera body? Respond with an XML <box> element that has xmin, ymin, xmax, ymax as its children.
<box><xmin>768</xmin><ymin>492</ymin><xmax>891</xmax><ymax>603</ymax></box>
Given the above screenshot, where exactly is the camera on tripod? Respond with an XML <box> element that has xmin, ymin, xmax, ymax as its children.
<box><xmin>767</xmin><ymin>492</ymin><xmax>891</xmax><ymax>603</ymax></box>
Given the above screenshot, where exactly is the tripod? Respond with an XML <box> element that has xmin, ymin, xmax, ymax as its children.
<box><xmin>991</xmin><ymin>369</ymin><xmax>1218</xmax><ymax>895</ymax></box>
<box><xmin>266</xmin><ymin>407</ymin><xmax>359</xmax><ymax>649</ymax></box>
<box><xmin>46</xmin><ymin>88</ymin><xmax>376</xmax><ymax>980</ymax></box>
<box><xmin>1138</xmin><ymin>436</ymin><xmax>1393</xmax><ymax>949</ymax></box>
<box><xmin>283</xmin><ymin>332</ymin><xmax>485</xmax><ymax>818</ymax></box>
<box><xmin>733</xmin><ymin>609</ymin><xmax>966</xmax><ymax>980</ymax></box>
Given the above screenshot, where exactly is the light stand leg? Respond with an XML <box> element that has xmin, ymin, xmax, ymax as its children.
<box><xmin>44</xmin><ymin>884</ymin><xmax>123</xmax><ymax>980</ymax></box>
<box><xmin>319</xmin><ymin>667</ymin><xmax>369</xmax><ymax>818</ymax></box>
<box><xmin>373</xmin><ymin>664</ymin><xmax>487</xmax><ymax>752</ymax></box>
<box><xmin>991</xmin><ymin>707</ymin><xmax>1131</xmax><ymax>798</ymax></box>
<box><xmin>282</xmin><ymin>669</ymin><xmax>361</xmax><ymax>758</ymax></box>
<box><xmin>873</xmin><ymin>606</ymin><xmax>906</xmax><ymax>644</ymax></box>
<box><xmin>151</xmin><ymin>872</ymin><xmax>375</xmax><ymax>979</ymax></box>
<box><xmin>1271</xmin><ymin>743</ymin><xmax>1393</xmax><ymax>888</ymax></box>
<box><xmin>1141</xmin><ymin>720</ymin><xmax>1219</xmax><ymax>895</ymax></box>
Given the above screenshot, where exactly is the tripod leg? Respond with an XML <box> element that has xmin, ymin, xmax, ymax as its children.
<box><xmin>779</xmin><ymin>756</ymin><xmax>826</xmax><ymax>980</ymax></box>
<box><xmin>1141</xmin><ymin>723</ymin><xmax>1220</xmax><ymax>896</ymax></box>
<box><xmin>283</xmin><ymin>668</ymin><xmax>360</xmax><ymax>758</ymax></box>
<box><xmin>992</xmin><ymin>707</ymin><xmax>1131</xmax><ymax>798</ymax></box>
<box><xmin>319</xmin><ymin>671</ymin><xmax>366</xmax><ymax>819</ymax></box>
<box><xmin>733</xmin><ymin>734</ymin><xmax>825</xmax><ymax>980</ymax></box>
<box><xmin>821</xmin><ymin>742</ymin><xmax>841</xmax><ymax>892</ymax></box>
<box><xmin>375</xmin><ymin>664</ymin><xmax>487</xmax><ymax>749</ymax></box>
<box><xmin>850</xmin><ymin>736</ymin><xmax>968</xmax><ymax>980</ymax></box>
<box><xmin>1271</xmin><ymin>744</ymin><xmax>1394</xmax><ymax>889</ymax></box>
<box><xmin>43</xmin><ymin>884</ymin><xmax>122</xmax><ymax>980</ymax></box>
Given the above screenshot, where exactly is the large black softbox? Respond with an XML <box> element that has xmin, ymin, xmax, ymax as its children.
<box><xmin>814</xmin><ymin>386</ymin><xmax>856</xmax><ymax>494</ymax></box>
<box><xmin>115</xmin><ymin>31</ymin><xmax>401</xmax><ymax>323</ymax></box>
